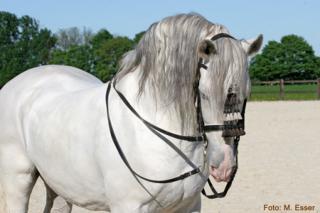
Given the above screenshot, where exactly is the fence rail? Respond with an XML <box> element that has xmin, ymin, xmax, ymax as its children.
<box><xmin>251</xmin><ymin>79</ymin><xmax>320</xmax><ymax>100</ymax></box>
<box><xmin>253</xmin><ymin>79</ymin><xmax>318</xmax><ymax>85</ymax></box>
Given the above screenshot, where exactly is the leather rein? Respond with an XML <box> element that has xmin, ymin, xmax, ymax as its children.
<box><xmin>105</xmin><ymin>33</ymin><xmax>246</xmax><ymax>198</ymax></box>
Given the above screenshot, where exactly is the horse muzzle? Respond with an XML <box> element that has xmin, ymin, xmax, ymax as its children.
<box><xmin>210</xmin><ymin>164</ymin><xmax>237</xmax><ymax>182</ymax></box>
<box><xmin>209</xmin><ymin>143</ymin><xmax>238</xmax><ymax>182</ymax></box>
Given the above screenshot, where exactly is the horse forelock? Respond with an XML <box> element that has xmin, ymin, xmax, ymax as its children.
<box><xmin>213</xmin><ymin>39</ymin><xmax>249</xmax><ymax>103</ymax></box>
<box><xmin>115</xmin><ymin>13</ymin><xmax>245</xmax><ymax>133</ymax></box>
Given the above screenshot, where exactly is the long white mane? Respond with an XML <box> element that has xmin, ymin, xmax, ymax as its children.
<box><xmin>116</xmin><ymin>13</ymin><xmax>247</xmax><ymax>132</ymax></box>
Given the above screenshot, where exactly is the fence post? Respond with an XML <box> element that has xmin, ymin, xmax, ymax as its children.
<box><xmin>279</xmin><ymin>79</ymin><xmax>284</xmax><ymax>100</ymax></box>
<box><xmin>317</xmin><ymin>78</ymin><xmax>320</xmax><ymax>100</ymax></box>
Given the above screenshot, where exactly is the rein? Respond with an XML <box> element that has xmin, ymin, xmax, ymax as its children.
<box><xmin>106</xmin><ymin>82</ymin><xmax>201</xmax><ymax>183</ymax></box>
<box><xmin>105</xmin><ymin>33</ymin><xmax>246</xmax><ymax>198</ymax></box>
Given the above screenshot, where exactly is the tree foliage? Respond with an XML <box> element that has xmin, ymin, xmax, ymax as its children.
<box><xmin>133</xmin><ymin>31</ymin><xmax>145</xmax><ymax>44</ymax></box>
<box><xmin>0</xmin><ymin>11</ymin><xmax>56</xmax><ymax>87</ymax></box>
<box><xmin>1</xmin><ymin>12</ymin><xmax>320</xmax><ymax>88</ymax></box>
<box><xmin>90</xmin><ymin>29</ymin><xmax>113</xmax><ymax>49</ymax></box>
<box><xmin>50</xmin><ymin>28</ymin><xmax>134</xmax><ymax>81</ymax></box>
<box><xmin>49</xmin><ymin>45</ymin><xmax>93</xmax><ymax>73</ymax></box>
<box><xmin>250</xmin><ymin>35</ymin><xmax>320</xmax><ymax>80</ymax></box>
<box><xmin>95</xmin><ymin>36</ymin><xmax>133</xmax><ymax>81</ymax></box>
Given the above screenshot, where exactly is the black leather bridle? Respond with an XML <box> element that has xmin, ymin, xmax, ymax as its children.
<box><xmin>105</xmin><ymin>33</ymin><xmax>247</xmax><ymax>199</ymax></box>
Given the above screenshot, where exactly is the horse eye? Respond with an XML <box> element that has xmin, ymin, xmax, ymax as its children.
<box><xmin>205</xmin><ymin>46</ymin><xmax>211</xmax><ymax>55</ymax></box>
<box><xmin>200</xmin><ymin>92</ymin><xmax>209</xmax><ymax>100</ymax></box>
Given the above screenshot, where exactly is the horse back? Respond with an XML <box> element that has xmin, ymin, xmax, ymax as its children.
<box><xmin>0</xmin><ymin>65</ymin><xmax>103</xmax><ymax>146</ymax></box>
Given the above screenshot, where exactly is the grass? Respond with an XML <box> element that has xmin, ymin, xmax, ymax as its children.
<box><xmin>250</xmin><ymin>84</ymin><xmax>319</xmax><ymax>101</ymax></box>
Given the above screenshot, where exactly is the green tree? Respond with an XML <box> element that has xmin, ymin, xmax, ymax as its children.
<box><xmin>316</xmin><ymin>57</ymin><xmax>320</xmax><ymax>76</ymax></box>
<box><xmin>50</xmin><ymin>27</ymin><xmax>95</xmax><ymax>73</ymax></box>
<box><xmin>0</xmin><ymin>12</ymin><xmax>56</xmax><ymax>87</ymax></box>
<box><xmin>95</xmin><ymin>36</ymin><xmax>133</xmax><ymax>81</ymax></box>
<box><xmin>250</xmin><ymin>35</ymin><xmax>319</xmax><ymax>80</ymax></box>
<box><xmin>49</xmin><ymin>29</ymin><xmax>134</xmax><ymax>80</ymax></box>
<box><xmin>49</xmin><ymin>45</ymin><xmax>93</xmax><ymax>73</ymax></box>
<box><xmin>19</xmin><ymin>15</ymin><xmax>56</xmax><ymax>67</ymax></box>
<box><xmin>90</xmin><ymin>29</ymin><xmax>113</xmax><ymax>77</ymax></box>
<box><xmin>90</xmin><ymin>29</ymin><xmax>113</xmax><ymax>49</ymax></box>
<box><xmin>133</xmin><ymin>31</ymin><xmax>145</xmax><ymax>44</ymax></box>
<box><xmin>0</xmin><ymin>12</ymin><xmax>20</xmax><ymax>86</ymax></box>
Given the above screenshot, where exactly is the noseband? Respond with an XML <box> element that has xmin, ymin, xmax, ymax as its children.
<box><xmin>105</xmin><ymin>33</ymin><xmax>247</xmax><ymax>200</ymax></box>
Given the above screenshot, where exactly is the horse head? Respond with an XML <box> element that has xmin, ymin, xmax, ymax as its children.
<box><xmin>197</xmin><ymin>33</ymin><xmax>263</xmax><ymax>182</ymax></box>
<box><xmin>115</xmin><ymin>13</ymin><xmax>263</xmax><ymax>185</ymax></box>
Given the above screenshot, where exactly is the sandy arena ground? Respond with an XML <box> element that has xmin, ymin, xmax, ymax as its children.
<box><xmin>8</xmin><ymin>101</ymin><xmax>320</xmax><ymax>212</ymax></box>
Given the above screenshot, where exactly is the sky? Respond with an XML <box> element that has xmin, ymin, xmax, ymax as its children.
<box><xmin>1</xmin><ymin>0</ymin><xmax>319</xmax><ymax>55</ymax></box>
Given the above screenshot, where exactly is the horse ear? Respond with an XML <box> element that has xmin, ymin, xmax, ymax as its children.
<box><xmin>198</xmin><ymin>40</ymin><xmax>216</xmax><ymax>60</ymax></box>
<box><xmin>241</xmin><ymin>34</ymin><xmax>263</xmax><ymax>56</ymax></box>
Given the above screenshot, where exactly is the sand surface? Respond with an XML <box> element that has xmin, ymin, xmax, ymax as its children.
<box><xmin>8</xmin><ymin>101</ymin><xmax>320</xmax><ymax>212</ymax></box>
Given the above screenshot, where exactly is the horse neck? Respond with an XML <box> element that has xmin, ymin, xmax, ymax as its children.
<box><xmin>115</xmin><ymin>68</ymin><xmax>185</xmax><ymax>135</ymax></box>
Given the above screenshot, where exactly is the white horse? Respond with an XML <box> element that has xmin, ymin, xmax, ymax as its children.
<box><xmin>0</xmin><ymin>14</ymin><xmax>262</xmax><ymax>213</ymax></box>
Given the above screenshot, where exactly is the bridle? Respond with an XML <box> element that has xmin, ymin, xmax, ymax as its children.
<box><xmin>105</xmin><ymin>33</ymin><xmax>247</xmax><ymax>199</ymax></box>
